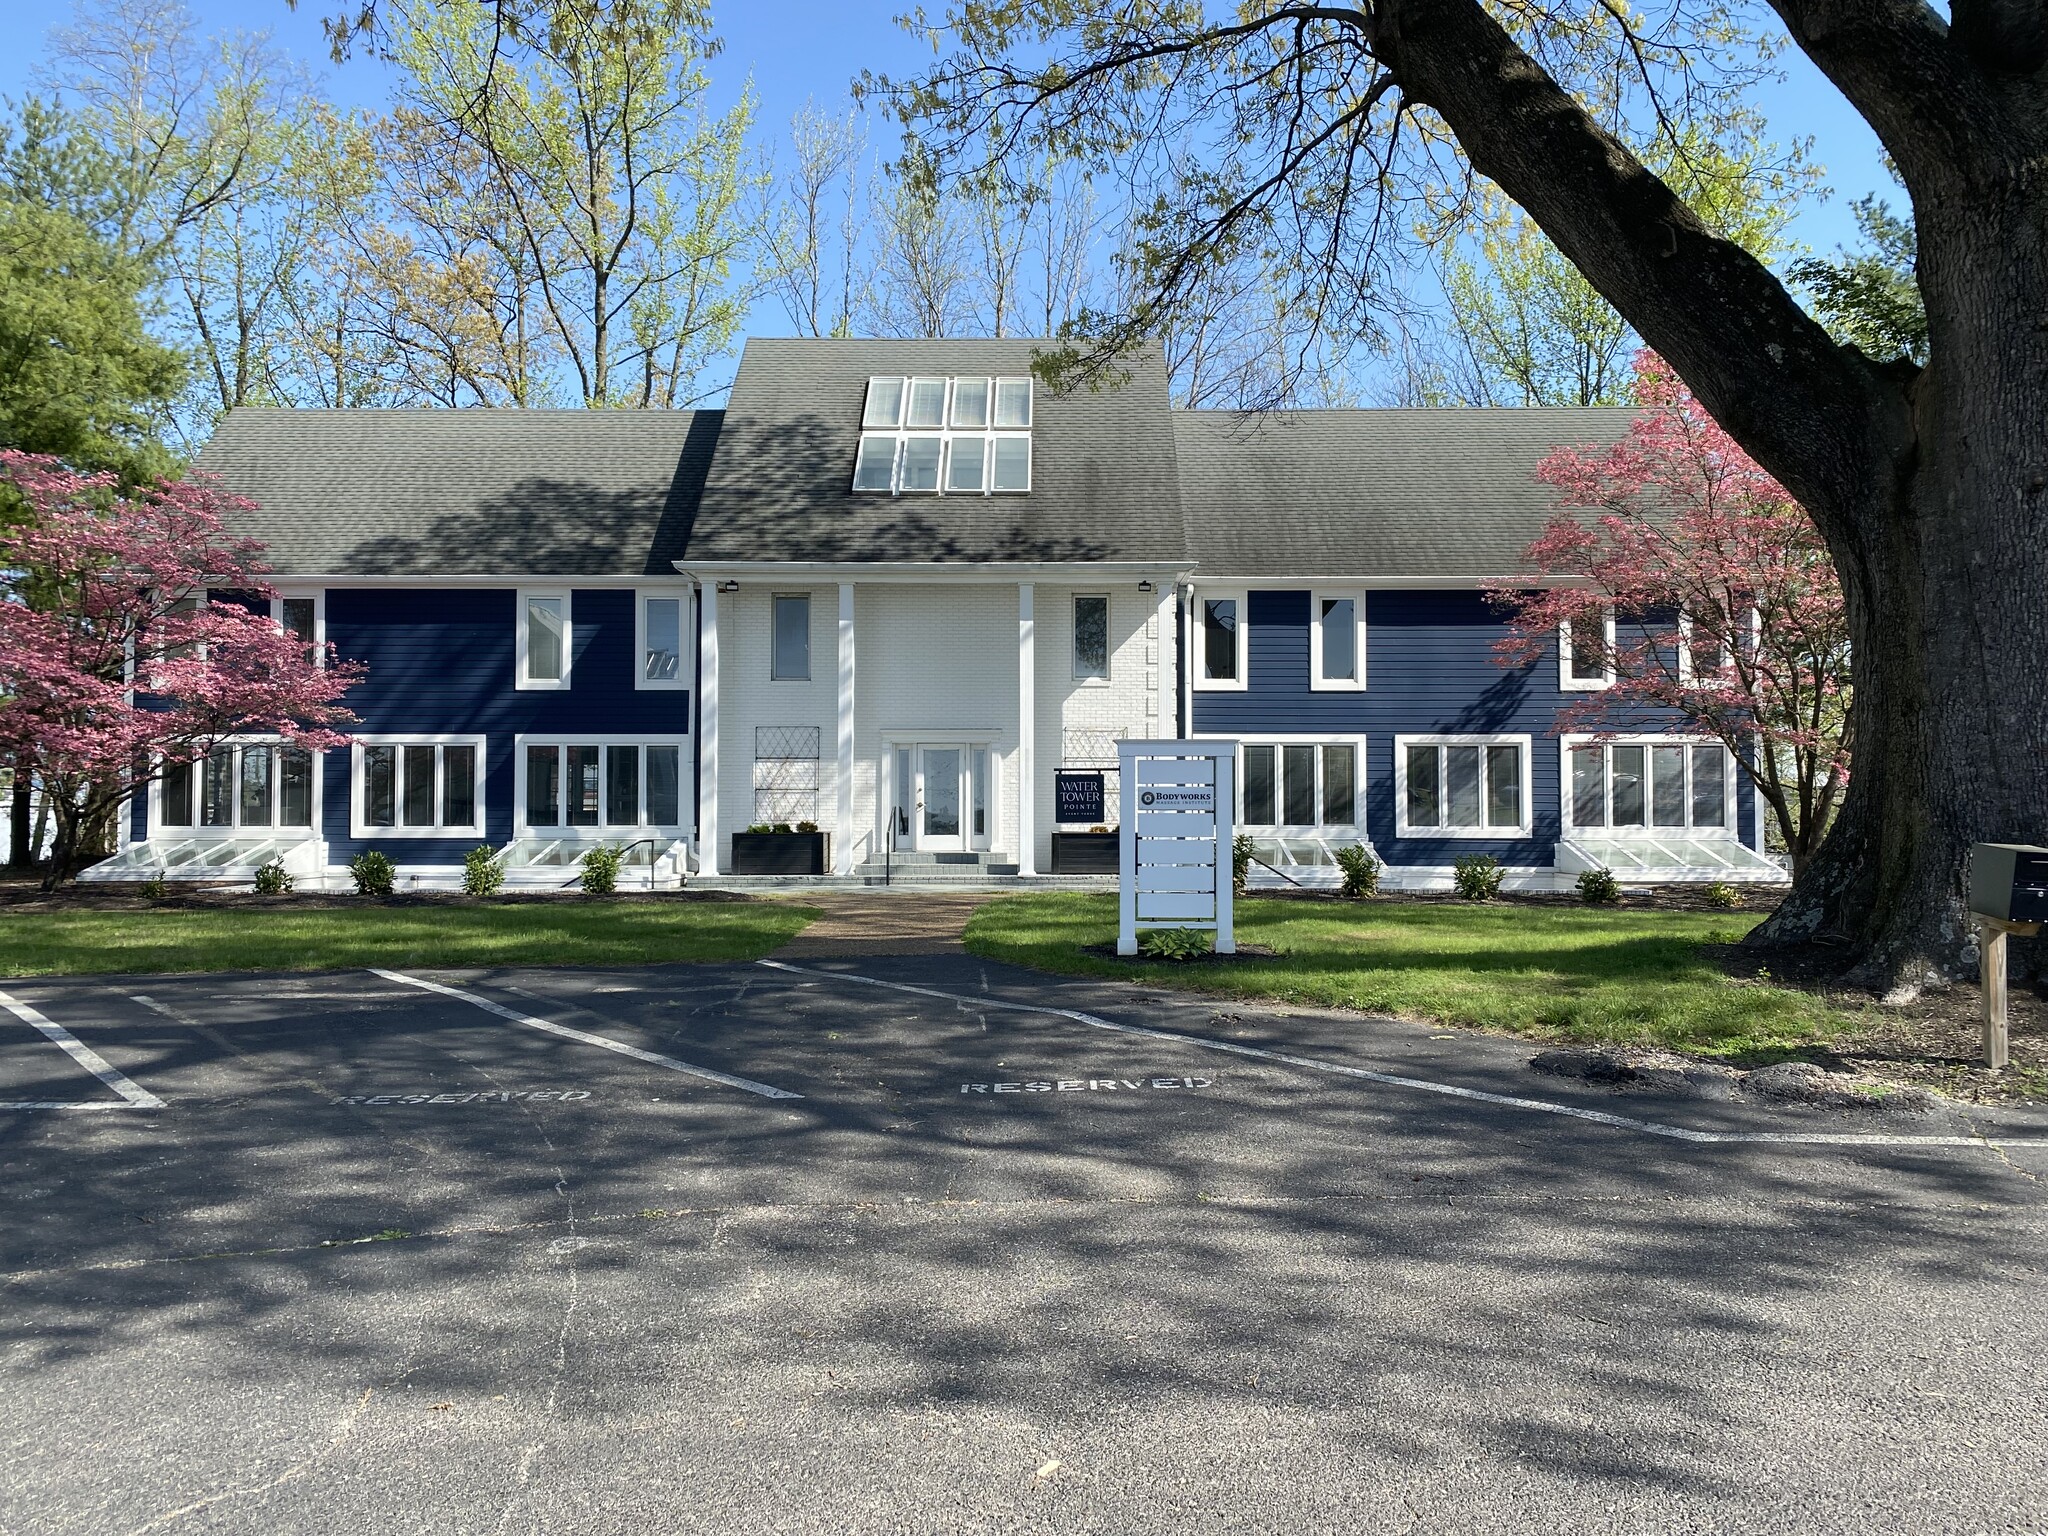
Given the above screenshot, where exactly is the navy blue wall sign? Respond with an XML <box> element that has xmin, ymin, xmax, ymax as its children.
<box><xmin>1055</xmin><ymin>770</ymin><xmax>1106</xmax><ymax>824</ymax></box>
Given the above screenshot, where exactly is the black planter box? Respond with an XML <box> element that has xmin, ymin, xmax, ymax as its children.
<box><xmin>1051</xmin><ymin>831</ymin><xmax>1120</xmax><ymax>874</ymax></box>
<box><xmin>731</xmin><ymin>832</ymin><xmax>828</xmax><ymax>875</ymax></box>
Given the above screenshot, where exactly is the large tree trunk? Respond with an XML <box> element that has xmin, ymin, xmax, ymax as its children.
<box><xmin>1376</xmin><ymin>0</ymin><xmax>2047</xmax><ymax>991</ymax></box>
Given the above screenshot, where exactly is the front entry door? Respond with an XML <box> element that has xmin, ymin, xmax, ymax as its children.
<box><xmin>918</xmin><ymin>746</ymin><xmax>966</xmax><ymax>852</ymax></box>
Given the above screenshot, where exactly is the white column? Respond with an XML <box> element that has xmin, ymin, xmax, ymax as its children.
<box><xmin>1017</xmin><ymin>582</ymin><xmax>1037</xmax><ymax>875</ymax></box>
<box><xmin>697</xmin><ymin>581</ymin><xmax>719</xmax><ymax>874</ymax></box>
<box><xmin>1153</xmin><ymin>579</ymin><xmax>1175</xmax><ymax>738</ymax></box>
<box><xmin>836</xmin><ymin>581</ymin><xmax>856</xmax><ymax>875</ymax></box>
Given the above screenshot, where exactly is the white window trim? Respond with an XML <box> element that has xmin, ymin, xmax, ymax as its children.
<box><xmin>1394</xmin><ymin>733</ymin><xmax>1535</xmax><ymax>839</ymax></box>
<box><xmin>1560</xmin><ymin>734</ymin><xmax>1737</xmax><ymax>837</ymax></box>
<box><xmin>1211</xmin><ymin>733</ymin><xmax>1369</xmax><ymax>831</ymax></box>
<box><xmin>1309</xmin><ymin>589</ymin><xmax>1368</xmax><ymax>692</ymax></box>
<box><xmin>513</xmin><ymin>734</ymin><xmax>695</xmax><ymax>838</ymax></box>
<box><xmin>150</xmin><ymin>735</ymin><xmax>323</xmax><ymax>839</ymax></box>
<box><xmin>770</xmin><ymin>591</ymin><xmax>814</xmax><ymax>682</ymax></box>
<box><xmin>350</xmin><ymin>735</ymin><xmax>488</xmax><ymax>840</ymax></box>
<box><xmin>851</xmin><ymin>375</ymin><xmax>1033</xmax><ymax>496</ymax></box>
<box><xmin>1192</xmin><ymin>588</ymin><xmax>1250</xmax><ymax>691</ymax></box>
<box><xmin>1674</xmin><ymin>609</ymin><xmax>1742</xmax><ymax>687</ymax></box>
<box><xmin>1071</xmin><ymin>592</ymin><xmax>1112</xmax><ymax>685</ymax></box>
<box><xmin>516</xmin><ymin>589</ymin><xmax>572</xmax><ymax>691</ymax></box>
<box><xmin>1558</xmin><ymin>611</ymin><xmax>1616</xmax><ymax>691</ymax></box>
<box><xmin>635</xmin><ymin>588</ymin><xmax>691</xmax><ymax>692</ymax></box>
<box><xmin>270</xmin><ymin>590</ymin><xmax>326</xmax><ymax>668</ymax></box>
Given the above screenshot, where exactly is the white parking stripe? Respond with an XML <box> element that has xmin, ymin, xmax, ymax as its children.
<box><xmin>372</xmin><ymin>969</ymin><xmax>803</xmax><ymax>1100</ymax></box>
<box><xmin>0</xmin><ymin>988</ymin><xmax>165</xmax><ymax>1111</ymax></box>
<box><xmin>756</xmin><ymin>960</ymin><xmax>2048</xmax><ymax>1151</ymax></box>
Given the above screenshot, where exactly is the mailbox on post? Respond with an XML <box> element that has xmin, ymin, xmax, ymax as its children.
<box><xmin>1969</xmin><ymin>844</ymin><xmax>2048</xmax><ymax>923</ymax></box>
<box><xmin>1968</xmin><ymin>842</ymin><xmax>2046</xmax><ymax>1071</ymax></box>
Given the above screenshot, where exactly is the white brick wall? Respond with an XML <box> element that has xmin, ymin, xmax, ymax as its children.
<box><xmin>710</xmin><ymin>576</ymin><xmax>1174</xmax><ymax>871</ymax></box>
<box><xmin>715</xmin><ymin>585</ymin><xmax>838</xmax><ymax>869</ymax></box>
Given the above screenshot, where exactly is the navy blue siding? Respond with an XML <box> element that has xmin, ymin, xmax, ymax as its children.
<box><xmin>1192</xmin><ymin>589</ymin><xmax>1758</xmax><ymax>866</ymax></box>
<box><xmin>323</xmin><ymin>588</ymin><xmax>690</xmax><ymax>864</ymax></box>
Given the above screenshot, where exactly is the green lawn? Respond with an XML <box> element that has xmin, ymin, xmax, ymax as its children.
<box><xmin>0</xmin><ymin>899</ymin><xmax>819</xmax><ymax>978</ymax></box>
<box><xmin>964</xmin><ymin>893</ymin><xmax>1855</xmax><ymax>1059</ymax></box>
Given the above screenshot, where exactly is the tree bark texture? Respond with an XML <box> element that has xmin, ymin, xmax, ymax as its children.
<box><xmin>8</xmin><ymin>776</ymin><xmax>29</xmax><ymax>869</ymax></box>
<box><xmin>1373</xmin><ymin>0</ymin><xmax>2046</xmax><ymax>989</ymax></box>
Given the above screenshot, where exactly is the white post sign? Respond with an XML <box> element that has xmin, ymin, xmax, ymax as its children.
<box><xmin>1118</xmin><ymin>740</ymin><xmax>1235</xmax><ymax>956</ymax></box>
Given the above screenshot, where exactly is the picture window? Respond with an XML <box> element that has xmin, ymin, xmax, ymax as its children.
<box><xmin>1400</xmin><ymin>738</ymin><xmax>1529</xmax><ymax>835</ymax></box>
<box><xmin>354</xmin><ymin>740</ymin><xmax>482</xmax><ymax>836</ymax></box>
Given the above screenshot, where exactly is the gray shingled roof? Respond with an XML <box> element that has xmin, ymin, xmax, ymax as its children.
<box><xmin>683</xmin><ymin>337</ymin><xmax>1187</xmax><ymax>565</ymax></box>
<box><xmin>197</xmin><ymin>408</ymin><xmax>720</xmax><ymax>576</ymax></box>
<box><xmin>1174</xmin><ymin>407</ymin><xmax>1637</xmax><ymax>577</ymax></box>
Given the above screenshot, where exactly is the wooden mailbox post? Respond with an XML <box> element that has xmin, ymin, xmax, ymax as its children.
<box><xmin>1968</xmin><ymin>843</ymin><xmax>2048</xmax><ymax>1070</ymax></box>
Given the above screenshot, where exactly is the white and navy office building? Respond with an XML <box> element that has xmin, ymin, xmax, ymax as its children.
<box><xmin>97</xmin><ymin>338</ymin><xmax>1784</xmax><ymax>890</ymax></box>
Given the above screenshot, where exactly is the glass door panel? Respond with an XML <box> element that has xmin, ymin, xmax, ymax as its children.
<box><xmin>920</xmin><ymin>747</ymin><xmax>963</xmax><ymax>848</ymax></box>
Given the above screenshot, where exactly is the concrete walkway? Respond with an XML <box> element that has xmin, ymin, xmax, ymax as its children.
<box><xmin>768</xmin><ymin>889</ymin><xmax>996</xmax><ymax>959</ymax></box>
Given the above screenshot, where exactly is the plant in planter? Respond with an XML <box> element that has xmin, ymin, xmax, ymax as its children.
<box><xmin>731</xmin><ymin>823</ymin><xmax>829</xmax><ymax>874</ymax></box>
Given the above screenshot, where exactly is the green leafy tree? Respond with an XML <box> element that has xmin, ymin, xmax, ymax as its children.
<box><xmin>1789</xmin><ymin>195</ymin><xmax>1926</xmax><ymax>364</ymax></box>
<box><xmin>0</xmin><ymin>99</ymin><xmax>183</xmax><ymax>476</ymax></box>
<box><xmin>384</xmin><ymin>0</ymin><xmax>762</xmax><ymax>407</ymax></box>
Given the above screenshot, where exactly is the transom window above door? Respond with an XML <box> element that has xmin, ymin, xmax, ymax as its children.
<box><xmin>852</xmin><ymin>376</ymin><xmax>1032</xmax><ymax>495</ymax></box>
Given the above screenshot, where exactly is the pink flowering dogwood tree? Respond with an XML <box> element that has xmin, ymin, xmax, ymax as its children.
<box><xmin>1488</xmin><ymin>354</ymin><xmax>1852</xmax><ymax>875</ymax></box>
<box><xmin>0</xmin><ymin>451</ymin><xmax>364</xmax><ymax>887</ymax></box>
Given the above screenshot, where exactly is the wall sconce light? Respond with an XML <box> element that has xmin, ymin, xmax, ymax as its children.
<box><xmin>1137</xmin><ymin>578</ymin><xmax>1155</xmax><ymax>594</ymax></box>
<box><xmin>716</xmin><ymin>580</ymin><xmax>740</xmax><ymax>593</ymax></box>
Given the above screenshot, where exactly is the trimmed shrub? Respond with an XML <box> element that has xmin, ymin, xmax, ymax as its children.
<box><xmin>253</xmin><ymin>859</ymin><xmax>294</xmax><ymax>896</ymax></box>
<box><xmin>1139</xmin><ymin>926</ymin><xmax>1212</xmax><ymax>961</ymax></box>
<box><xmin>349</xmin><ymin>850</ymin><xmax>396</xmax><ymax>897</ymax></box>
<box><xmin>1334</xmin><ymin>845</ymin><xmax>1381</xmax><ymax>900</ymax></box>
<box><xmin>1232</xmin><ymin>834</ymin><xmax>1255</xmax><ymax>896</ymax></box>
<box><xmin>463</xmin><ymin>845</ymin><xmax>505</xmax><ymax>897</ymax></box>
<box><xmin>580</xmin><ymin>843</ymin><xmax>624</xmax><ymax>895</ymax></box>
<box><xmin>1703</xmin><ymin>880</ymin><xmax>1741</xmax><ymax>909</ymax></box>
<box><xmin>1575</xmin><ymin>866</ymin><xmax>1621</xmax><ymax>904</ymax></box>
<box><xmin>1452</xmin><ymin>854</ymin><xmax>1505</xmax><ymax>901</ymax></box>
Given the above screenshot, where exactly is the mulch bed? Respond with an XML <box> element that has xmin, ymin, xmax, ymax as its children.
<box><xmin>0</xmin><ymin>874</ymin><xmax>760</xmax><ymax>912</ymax></box>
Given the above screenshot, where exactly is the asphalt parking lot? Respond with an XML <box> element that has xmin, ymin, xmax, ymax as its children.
<box><xmin>5</xmin><ymin>954</ymin><xmax>2048</xmax><ymax>1534</ymax></box>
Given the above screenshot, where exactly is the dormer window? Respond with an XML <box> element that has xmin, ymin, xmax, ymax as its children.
<box><xmin>853</xmin><ymin>374</ymin><xmax>1032</xmax><ymax>495</ymax></box>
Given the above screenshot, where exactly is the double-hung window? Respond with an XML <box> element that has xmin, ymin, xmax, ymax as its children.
<box><xmin>638</xmin><ymin>591</ymin><xmax>687</xmax><ymax>689</ymax></box>
<box><xmin>1567</xmin><ymin>738</ymin><xmax>1730</xmax><ymax>832</ymax></box>
<box><xmin>1397</xmin><ymin>736</ymin><xmax>1531</xmax><ymax>837</ymax></box>
<box><xmin>853</xmin><ymin>375</ymin><xmax>1032</xmax><ymax>495</ymax></box>
<box><xmin>1072</xmin><ymin>594</ymin><xmax>1110</xmax><ymax>682</ymax></box>
<box><xmin>519</xmin><ymin>739</ymin><xmax>688</xmax><ymax>831</ymax></box>
<box><xmin>771</xmin><ymin>594</ymin><xmax>811</xmax><ymax>681</ymax></box>
<box><xmin>1194</xmin><ymin>591</ymin><xmax>1247</xmax><ymax>690</ymax></box>
<box><xmin>1310</xmin><ymin>591</ymin><xmax>1366</xmax><ymax>690</ymax></box>
<box><xmin>517</xmin><ymin>590</ymin><xmax>571</xmax><ymax>690</ymax></box>
<box><xmin>1239</xmin><ymin>740</ymin><xmax>1362</xmax><ymax>829</ymax></box>
<box><xmin>1676</xmin><ymin>604</ymin><xmax>1736</xmax><ymax>686</ymax></box>
<box><xmin>159</xmin><ymin>740</ymin><xmax>316</xmax><ymax>833</ymax></box>
<box><xmin>1559</xmin><ymin>609</ymin><xmax>1614</xmax><ymax>690</ymax></box>
<box><xmin>352</xmin><ymin>738</ymin><xmax>484</xmax><ymax>837</ymax></box>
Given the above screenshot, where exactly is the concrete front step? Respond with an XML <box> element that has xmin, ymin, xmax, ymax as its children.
<box><xmin>853</xmin><ymin>863</ymin><xmax>1021</xmax><ymax>882</ymax></box>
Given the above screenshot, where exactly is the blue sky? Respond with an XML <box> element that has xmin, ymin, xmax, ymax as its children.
<box><xmin>1</xmin><ymin>0</ymin><xmax>1893</xmax><ymax>333</ymax></box>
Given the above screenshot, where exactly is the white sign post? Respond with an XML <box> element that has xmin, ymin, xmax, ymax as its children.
<box><xmin>1117</xmin><ymin>740</ymin><xmax>1235</xmax><ymax>956</ymax></box>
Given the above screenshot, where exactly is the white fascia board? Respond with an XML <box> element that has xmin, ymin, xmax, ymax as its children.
<box><xmin>674</xmin><ymin>559</ymin><xmax>1193</xmax><ymax>584</ymax></box>
<box><xmin>1186</xmin><ymin>573</ymin><xmax>1598</xmax><ymax>589</ymax></box>
<box><xmin>260</xmin><ymin>573</ymin><xmax>687</xmax><ymax>588</ymax></box>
